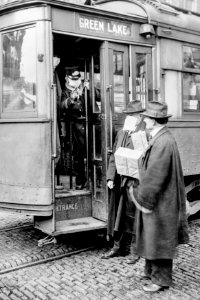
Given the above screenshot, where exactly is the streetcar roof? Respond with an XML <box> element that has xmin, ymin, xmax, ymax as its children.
<box><xmin>94</xmin><ymin>0</ymin><xmax>200</xmax><ymax>35</ymax></box>
<box><xmin>1</xmin><ymin>0</ymin><xmax>200</xmax><ymax>35</ymax></box>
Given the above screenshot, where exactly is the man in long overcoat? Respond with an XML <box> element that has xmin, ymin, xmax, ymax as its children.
<box><xmin>130</xmin><ymin>101</ymin><xmax>189</xmax><ymax>292</ymax></box>
<box><xmin>102</xmin><ymin>100</ymin><xmax>146</xmax><ymax>259</ymax></box>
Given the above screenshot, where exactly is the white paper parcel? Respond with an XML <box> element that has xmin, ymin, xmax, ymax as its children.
<box><xmin>114</xmin><ymin>147</ymin><xmax>143</xmax><ymax>177</ymax></box>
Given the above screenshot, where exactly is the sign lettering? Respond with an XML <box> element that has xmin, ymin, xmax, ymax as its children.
<box><xmin>79</xmin><ymin>18</ymin><xmax>104</xmax><ymax>31</ymax></box>
<box><xmin>79</xmin><ymin>16</ymin><xmax>131</xmax><ymax>37</ymax></box>
<box><xmin>56</xmin><ymin>203</ymin><xmax>78</xmax><ymax>212</ymax></box>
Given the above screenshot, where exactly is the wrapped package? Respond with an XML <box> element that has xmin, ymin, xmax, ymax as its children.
<box><xmin>114</xmin><ymin>147</ymin><xmax>143</xmax><ymax>178</ymax></box>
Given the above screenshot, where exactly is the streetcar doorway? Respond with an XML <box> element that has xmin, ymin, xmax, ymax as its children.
<box><xmin>53</xmin><ymin>34</ymin><xmax>101</xmax><ymax>192</ymax></box>
<box><xmin>51</xmin><ymin>34</ymin><xmax>108</xmax><ymax>229</ymax></box>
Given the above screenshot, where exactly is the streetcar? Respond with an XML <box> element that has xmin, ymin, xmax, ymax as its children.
<box><xmin>0</xmin><ymin>0</ymin><xmax>200</xmax><ymax>243</ymax></box>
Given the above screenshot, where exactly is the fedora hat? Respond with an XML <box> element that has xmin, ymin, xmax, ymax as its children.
<box><xmin>123</xmin><ymin>100</ymin><xmax>145</xmax><ymax>114</ymax></box>
<box><xmin>141</xmin><ymin>101</ymin><xmax>172</xmax><ymax>119</ymax></box>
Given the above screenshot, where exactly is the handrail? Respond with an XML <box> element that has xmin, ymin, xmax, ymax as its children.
<box><xmin>107</xmin><ymin>84</ymin><xmax>113</xmax><ymax>153</ymax></box>
<box><xmin>84</xmin><ymin>59</ymin><xmax>89</xmax><ymax>189</ymax></box>
<box><xmin>51</xmin><ymin>84</ymin><xmax>57</xmax><ymax>161</ymax></box>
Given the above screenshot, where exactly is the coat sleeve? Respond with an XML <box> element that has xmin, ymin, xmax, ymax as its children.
<box><xmin>137</xmin><ymin>137</ymin><xmax>172</xmax><ymax>210</ymax></box>
<box><xmin>106</xmin><ymin>130</ymin><xmax>123</xmax><ymax>181</ymax></box>
<box><xmin>106</xmin><ymin>135</ymin><xmax>119</xmax><ymax>181</ymax></box>
<box><xmin>60</xmin><ymin>90</ymin><xmax>69</xmax><ymax>109</ymax></box>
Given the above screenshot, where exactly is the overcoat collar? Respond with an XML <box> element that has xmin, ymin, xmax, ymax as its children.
<box><xmin>142</xmin><ymin>126</ymin><xmax>169</xmax><ymax>156</ymax></box>
<box><xmin>149</xmin><ymin>126</ymin><xmax>169</xmax><ymax>146</ymax></box>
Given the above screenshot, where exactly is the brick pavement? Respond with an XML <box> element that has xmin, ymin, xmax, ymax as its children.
<box><xmin>0</xmin><ymin>212</ymin><xmax>99</xmax><ymax>274</ymax></box>
<box><xmin>0</xmin><ymin>211</ymin><xmax>32</xmax><ymax>229</ymax></box>
<box><xmin>0</xmin><ymin>212</ymin><xmax>199</xmax><ymax>299</ymax></box>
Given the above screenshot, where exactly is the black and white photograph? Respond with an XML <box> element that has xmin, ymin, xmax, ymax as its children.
<box><xmin>0</xmin><ymin>0</ymin><xmax>200</xmax><ymax>299</ymax></box>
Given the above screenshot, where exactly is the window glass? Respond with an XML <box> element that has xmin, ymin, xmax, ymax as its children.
<box><xmin>183</xmin><ymin>73</ymin><xmax>200</xmax><ymax>112</ymax></box>
<box><xmin>113</xmin><ymin>51</ymin><xmax>124</xmax><ymax>113</ymax></box>
<box><xmin>93</xmin><ymin>55</ymin><xmax>101</xmax><ymax>113</ymax></box>
<box><xmin>136</xmin><ymin>53</ymin><xmax>146</xmax><ymax>107</ymax></box>
<box><xmin>2</xmin><ymin>27</ymin><xmax>36</xmax><ymax>112</ymax></box>
<box><xmin>183</xmin><ymin>46</ymin><xmax>200</xmax><ymax>70</ymax></box>
<box><xmin>93</xmin><ymin>124</ymin><xmax>101</xmax><ymax>159</ymax></box>
<box><xmin>93</xmin><ymin>165</ymin><xmax>103</xmax><ymax>200</ymax></box>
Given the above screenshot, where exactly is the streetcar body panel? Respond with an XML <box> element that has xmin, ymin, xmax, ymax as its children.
<box><xmin>0</xmin><ymin>0</ymin><xmax>200</xmax><ymax>235</ymax></box>
<box><xmin>0</xmin><ymin>4</ymin><xmax>53</xmax><ymax>217</ymax></box>
<box><xmin>0</xmin><ymin>122</ymin><xmax>52</xmax><ymax>214</ymax></box>
<box><xmin>169</xmin><ymin>121</ymin><xmax>200</xmax><ymax>177</ymax></box>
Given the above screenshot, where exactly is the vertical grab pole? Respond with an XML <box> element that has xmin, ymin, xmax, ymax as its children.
<box><xmin>84</xmin><ymin>60</ymin><xmax>89</xmax><ymax>189</ymax></box>
<box><xmin>69</xmin><ymin>121</ymin><xmax>73</xmax><ymax>189</ymax></box>
<box><xmin>51</xmin><ymin>83</ymin><xmax>57</xmax><ymax>233</ymax></box>
<box><xmin>52</xmin><ymin>84</ymin><xmax>57</xmax><ymax>161</ymax></box>
<box><xmin>107</xmin><ymin>84</ymin><xmax>113</xmax><ymax>154</ymax></box>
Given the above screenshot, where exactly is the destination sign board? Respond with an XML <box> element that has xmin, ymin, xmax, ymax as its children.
<box><xmin>78</xmin><ymin>15</ymin><xmax>131</xmax><ymax>37</ymax></box>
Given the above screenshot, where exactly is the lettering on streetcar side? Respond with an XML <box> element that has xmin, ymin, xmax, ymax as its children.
<box><xmin>79</xmin><ymin>16</ymin><xmax>131</xmax><ymax>37</ymax></box>
<box><xmin>79</xmin><ymin>18</ymin><xmax>104</xmax><ymax>32</ymax></box>
<box><xmin>56</xmin><ymin>203</ymin><xmax>78</xmax><ymax>212</ymax></box>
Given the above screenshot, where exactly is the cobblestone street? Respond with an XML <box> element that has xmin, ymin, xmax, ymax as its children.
<box><xmin>0</xmin><ymin>212</ymin><xmax>199</xmax><ymax>299</ymax></box>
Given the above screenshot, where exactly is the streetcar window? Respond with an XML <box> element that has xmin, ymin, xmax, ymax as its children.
<box><xmin>183</xmin><ymin>46</ymin><xmax>200</xmax><ymax>112</ymax></box>
<box><xmin>183</xmin><ymin>46</ymin><xmax>200</xmax><ymax>70</ymax></box>
<box><xmin>136</xmin><ymin>53</ymin><xmax>147</xmax><ymax>108</ymax></box>
<box><xmin>113</xmin><ymin>51</ymin><xmax>125</xmax><ymax>113</ymax></box>
<box><xmin>183</xmin><ymin>73</ymin><xmax>200</xmax><ymax>112</ymax></box>
<box><xmin>93</xmin><ymin>55</ymin><xmax>101</xmax><ymax>113</ymax></box>
<box><xmin>2</xmin><ymin>27</ymin><xmax>36</xmax><ymax>112</ymax></box>
<box><xmin>93</xmin><ymin>124</ymin><xmax>101</xmax><ymax>159</ymax></box>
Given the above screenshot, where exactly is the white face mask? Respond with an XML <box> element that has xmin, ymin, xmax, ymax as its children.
<box><xmin>53</xmin><ymin>57</ymin><xmax>60</xmax><ymax>69</ymax></box>
<box><xmin>66</xmin><ymin>77</ymin><xmax>82</xmax><ymax>89</ymax></box>
<box><xmin>123</xmin><ymin>115</ymin><xmax>139</xmax><ymax>131</ymax></box>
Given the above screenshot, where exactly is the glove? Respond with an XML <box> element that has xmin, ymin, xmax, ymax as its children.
<box><xmin>107</xmin><ymin>180</ymin><xmax>114</xmax><ymax>189</ymax></box>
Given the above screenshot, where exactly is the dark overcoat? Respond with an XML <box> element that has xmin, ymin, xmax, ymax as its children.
<box><xmin>135</xmin><ymin>126</ymin><xmax>189</xmax><ymax>259</ymax></box>
<box><xmin>61</xmin><ymin>88</ymin><xmax>86</xmax><ymax>183</ymax></box>
<box><xmin>61</xmin><ymin>88</ymin><xmax>86</xmax><ymax>150</ymax></box>
<box><xmin>106</xmin><ymin>119</ymin><xmax>145</xmax><ymax>237</ymax></box>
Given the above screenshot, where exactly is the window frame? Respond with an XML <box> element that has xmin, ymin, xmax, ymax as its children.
<box><xmin>182</xmin><ymin>44</ymin><xmax>200</xmax><ymax>115</ymax></box>
<box><xmin>0</xmin><ymin>24</ymin><xmax>38</xmax><ymax>119</ymax></box>
<box><xmin>131</xmin><ymin>45</ymin><xmax>153</xmax><ymax>107</ymax></box>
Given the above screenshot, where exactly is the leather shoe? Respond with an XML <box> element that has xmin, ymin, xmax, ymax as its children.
<box><xmin>101</xmin><ymin>250</ymin><xmax>120</xmax><ymax>259</ymax></box>
<box><xmin>143</xmin><ymin>283</ymin><xmax>168</xmax><ymax>292</ymax></box>
<box><xmin>126</xmin><ymin>255</ymin><xmax>140</xmax><ymax>264</ymax></box>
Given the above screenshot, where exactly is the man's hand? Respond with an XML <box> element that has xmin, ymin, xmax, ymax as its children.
<box><xmin>84</xmin><ymin>80</ymin><xmax>89</xmax><ymax>89</ymax></box>
<box><xmin>107</xmin><ymin>180</ymin><xmax>114</xmax><ymax>189</ymax></box>
<box><xmin>64</xmin><ymin>98</ymin><xmax>74</xmax><ymax>108</ymax></box>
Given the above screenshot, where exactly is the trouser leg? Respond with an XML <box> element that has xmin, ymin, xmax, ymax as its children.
<box><xmin>144</xmin><ymin>259</ymin><xmax>152</xmax><ymax>278</ymax></box>
<box><xmin>74</xmin><ymin>150</ymin><xmax>86</xmax><ymax>186</ymax></box>
<box><xmin>112</xmin><ymin>231</ymin><xmax>123</xmax><ymax>253</ymax></box>
<box><xmin>112</xmin><ymin>231</ymin><xmax>132</xmax><ymax>255</ymax></box>
<box><xmin>145</xmin><ymin>259</ymin><xmax>173</xmax><ymax>287</ymax></box>
<box><xmin>120</xmin><ymin>232</ymin><xmax>132</xmax><ymax>255</ymax></box>
<box><xmin>73</xmin><ymin>127</ymin><xmax>86</xmax><ymax>187</ymax></box>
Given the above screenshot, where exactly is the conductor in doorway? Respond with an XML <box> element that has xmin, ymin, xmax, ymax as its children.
<box><xmin>102</xmin><ymin>100</ymin><xmax>146</xmax><ymax>260</ymax></box>
<box><xmin>61</xmin><ymin>67</ymin><xmax>87</xmax><ymax>190</ymax></box>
